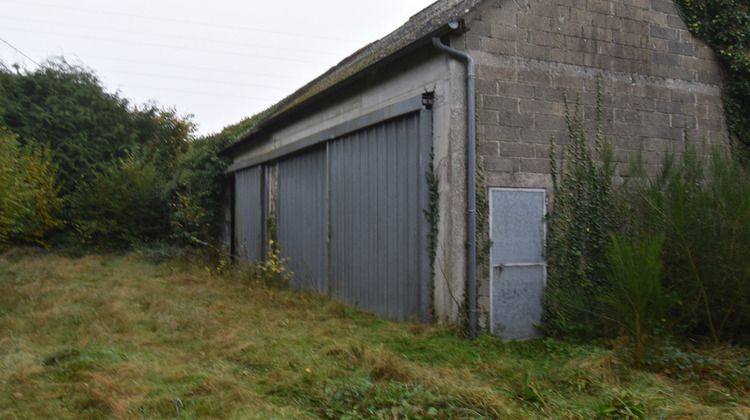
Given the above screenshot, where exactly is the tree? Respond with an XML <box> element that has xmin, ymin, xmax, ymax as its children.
<box><xmin>1</xmin><ymin>57</ymin><xmax>197</xmax><ymax>249</ymax></box>
<box><xmin>0</xmin><ymin>58</ymin><xmax>137</xmax><ymax>197</ymax></box>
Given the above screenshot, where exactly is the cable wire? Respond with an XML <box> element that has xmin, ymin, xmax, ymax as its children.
<box><xmin>0</xmin><ymin>36</ymin><xmax>40</xmax><ymax>66</ymax></box>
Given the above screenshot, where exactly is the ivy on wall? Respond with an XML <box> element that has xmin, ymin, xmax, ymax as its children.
<box><xmin>543</xmin><ymin>80</ymin><xmax>623</xmax><ymax>339</ymax></box>
<box><xmin>675</xmin><ymin>0</ymin><xmax>750</xmax><ymax>155</ymax></box>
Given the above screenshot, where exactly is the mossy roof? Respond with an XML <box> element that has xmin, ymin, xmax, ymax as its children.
<box><xmin>223</xmin><ymin>0</ymin><xmax>484</xmax><ymax>153</ymax></box>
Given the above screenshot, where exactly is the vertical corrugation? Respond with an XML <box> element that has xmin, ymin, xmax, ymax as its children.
<box><xmin>241</xmin><ymin>110</ymin><xmax>431</xmax><ymax>321</ymax></box>
<box><xmin>234</xmin><ymin>166</ymin><xmax>264</xmax><ymax>262</ymax></box>
<box><xmin>278</xmin><ymin>147</ymin><xmax>327</xmax><ymax>293</ymax></box>
<box><xmin>327</xmin><ymin>112</ymin><xmax>428</xmax><ymax>321</ymax></box>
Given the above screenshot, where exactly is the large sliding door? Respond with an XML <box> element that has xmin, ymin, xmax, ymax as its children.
<box><xmin>329</xmin><ymin>112</ymin><xmax>431</xmax><ymax>321</ymax></box>
<box><xmin>278</xmin><ymin>147</ymin><xmax>328</xmax><ymax>292</ymax></box>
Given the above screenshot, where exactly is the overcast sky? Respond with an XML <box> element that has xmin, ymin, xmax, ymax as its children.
<box><xmin>1</xmin><ymin>0</ymin><xmax>437</xmax><ymax>136</ymax></box>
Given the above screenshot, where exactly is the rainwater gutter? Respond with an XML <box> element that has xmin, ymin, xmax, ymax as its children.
<box><xmin>432</xmin><ymin>29</ymin><xmax>477</xmax><ymax>338</ymax></box>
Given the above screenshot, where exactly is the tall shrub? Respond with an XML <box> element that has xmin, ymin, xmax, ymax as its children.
<box><xmin>600</xmin><ymin>233</ymin><xmax>665</xmax><ymax>366</ymax></box>
<box><xmin>0</xmin><ymin>127</ymin><xmax>63</xmax><ymax>245</ymax></box>
<box><xmin>70</xmin><ymin>152</ymin><xmax>168</xmax><ymax>249</ymax></box>
<box><xmin>631</xmin><ymin>144</ymin><xmax>750</xmax><ymax>344</ymax></box>
<box><xmin>167</xmin><ymin>136</ymin><xmax>230</xmax><ymax>247</ymax></box>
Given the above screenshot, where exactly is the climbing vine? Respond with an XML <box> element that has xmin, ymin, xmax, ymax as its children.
<box><xmin>674</xmin><ymin>0</ymin><xmax>750</xmax><ymax>157</ymax></box>
<box><xmin>543</xmin><ymin>77</ymin><xmax>623</xmax><ymax>338</ymax></box>
<box><xmin>424</xmin><ymin>150</ymin><xmax>440</xmax><ymax>322</ymax></box>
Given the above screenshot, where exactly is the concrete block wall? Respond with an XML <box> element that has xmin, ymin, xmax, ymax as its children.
<box><xmin>461</xmin><ymin>0</ymin><xmax>728</xmax><ymax>189</ymax></box>
<box><xmin>456</xmin><ymin>0</ymin><xmax>729</xmax><ymax>325</ymax></box>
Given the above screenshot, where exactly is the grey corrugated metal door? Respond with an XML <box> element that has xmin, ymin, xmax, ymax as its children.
<box><xmin>329</xmin><ymin>113</ymin><xmax>431</xmax><ymax>321</ymax></box>
<box><xmin>490</xmin><ymin>188</ymin><xmax>546</xmax><ymax>340</ymax></box>
<box><xmin>234</xmin><ymin>166</ymin><xmax>264</xmax><ymax>262</ymax></box>
<box><xmin>278</xmin><ymin>147</ymin><xmax>328</xmax><ymax>292</ymax></box>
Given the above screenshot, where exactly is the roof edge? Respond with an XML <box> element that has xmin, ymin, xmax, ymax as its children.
<box><xmin>221</xmin><ymin>0</ymin><xmax>484</xmax><ymax>156</ymax></box>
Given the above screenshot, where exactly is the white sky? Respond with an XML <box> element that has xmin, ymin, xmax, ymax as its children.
<box><xmin>0</xmin><ymin>0</ymin><xmax>437</xmax><ymax>136</ymax></box>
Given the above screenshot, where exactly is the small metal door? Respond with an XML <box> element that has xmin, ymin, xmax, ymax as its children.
<box><xmin>489</xmin><ymin>188</ymin><xmax>546</xmax><ymax>340</ymax></box>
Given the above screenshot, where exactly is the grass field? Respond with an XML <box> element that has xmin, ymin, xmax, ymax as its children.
<box><xmin>1</xmin><ymin>248</ymin><xmax>748</xmax><ymax>419</ymax></box>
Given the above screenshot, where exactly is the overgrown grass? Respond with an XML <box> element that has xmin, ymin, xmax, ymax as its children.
<box><xmin>1</xmin><ymin>249</ymin><xmax>748</xmax><ymax>419</ymax></box>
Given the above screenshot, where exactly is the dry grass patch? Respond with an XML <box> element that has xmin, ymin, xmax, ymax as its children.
<box><xmin>0</xmin><ymin>248</ymin><xmax>748</xmax><ymax>419</ymax></box>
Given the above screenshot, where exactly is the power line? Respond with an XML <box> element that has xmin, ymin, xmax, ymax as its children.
<box><xmin>3</xmin><ymin>0</ymin><xmax>369</xmax><ymax>45</ymax></box>
<box><xmin>100</xmin><ymin>68</ymin><xmax>294</xmax><ymax>91</ymax></box>
<box><xmin>84</xmin><ymin>54</ymin><xmax>309</xmax><ymax>82</ymax></box>
<box><xmin>3</xmin><ymin>14</ymin><xmax>352</xmax><ymax>58</ymax></box>
<box><xmin>0</xmin><ymin>36</ymin><xmax>40</xmax><ymax>66</ymax></box>
<box><xmin>2</xmin><ymin>26</ymin><xmax>333</xmax><ymax>66</ymax></box>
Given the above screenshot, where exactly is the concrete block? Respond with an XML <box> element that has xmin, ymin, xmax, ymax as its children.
<box><xmin>523</xmin><ymin>44</ymin><xmax>553</xmax><ymax>61</ymax></box>
<box><xmin>650</xmin><ymin>25</ymin><xmax>678</xmax><ymax>41</ymax></box>
<box><xmin>569</xmin><ymin>7</ymin><xmax>591</xmax><ymax>24</ymax></box>
<box><xmin>535</xmin><ymin>2</ymin><xmax>564</xmax><ymax>19</ymax></box>
<box><xmin>517</xmin><ymin>13</ymin><xmax>552</xmax><ymax>32</ymax></box>
<box><xmin>653</xmin><ymin>51</ymin><xmax>680</xmax><ymax>67</ymax></box>
<box><xmin>478</xmin><ymin>65</ymin><xmax>517</xmax><ymax>82</ymax></box>
<box><xmin>534</xmin><ymin>115</ymin><xmax>567</xmax><ymax>131</ymax></box>
<box><xmin>645</xmin><ymin>85</ymin><xmax>671</xmax><ymax>100</ymax></box>
<box><xmin>477</xmin><ymin>78</ymin><xmax>498</xmax><ymax>95</ymax></box>
<box><xmin>613</xmin><ymin>31</ymin><xmax>646</xmax><ymax>47</ymax></box>
<box><xmin>658</xmin><ymin>126</ymin><xmax>684</xmax><ymax>141</ymax></box>
<box><xmin>591</xmin><ymin>13</ymin><xmax>622</xmax><ymax>30</ymax></box>
<box><xmin>644</xmin><ymin>10</ymin><xmax>668</xmax><ymax>26</ymax></box>
<box><xmin>520</xmin><ymin>157</ymin><xmax>552</xmax><ymax>174</ymax></box>
<box><xmin>467</xmin><ymin>34</ymin><xmax>483</xmax><ymax>51</ymax></box>
<box><xmin>520</xmin><ymin>98</ymin><xmax>565</xmax><ymax>116</ymax></box>
<box><xmin>622</xmin><ymin>0</ymin><xmax>651</xmax><ymax>9</ymax></box>
<box><xmin>627</xmin><ymin>95</ymin><xmax>656</xmax><ymax>112</ymax></box>
<box><xmin>478</xmin><ymin>140</ymin><xmax>500</xmax><ymax>156</ymax></box>
<box><xmin>586</xmin><ymin>0</ymin><xmax>613</xmax><ymax>14</ymax></box>
<box><xmin>484</xmin><ymin>95</ymin><xmax>520</xmax><ymax>111</ymax></box>
<box><xmin>483</xmin><ymin>156</ymin><xmax>517</xmax><ymax>172</ymax></box>
<box><xmin>483</xmin><ymin>37</ymin><xmax>517</xmax><ymax>55</ymax></box>
<box><xmin>470</xmin><ymin>20</ymin><xmax>492</xmax><ymax>37</ymax></box>
<box><xmin>492</xmin><ymin>25</ymin><xmax>528</xmax><ymax>42</ymax></box>
<box><xmin>533</xmin><ymin>143</ymin><xmax>553</xmax><ymax>158</ymax></box>
<box><xmin>551</xmin><ymin>74</ymin><xmax>585</xmax><ymax>90</ymax></box>
<box><xmin>671</xmin><ymin>115</ymin><xmax>697</xmax><ymax>129</ymax></box>
<box><xmin>566</xmin><ymin>35</ymin><xmax>597</xmax><ymax>53</ymax></box>
<box><xmin>615</xmin><ymin>4</ymin><xmax>645</xmax><ymax>21</ymax></box>
<box><xmin>671</xmin><ymin>90</ymin><xmax>696</xmax><ymax>104</ymax></box>
<box><xmin>499</xmin><ymin>141</ymin><xmax>536</xmax><ymax>158</ymax></box>
<box><xmin>518</xmin><ymin>70</ymin><xmax>551</xmax><ymax>86</ymax></box>
<box><xmin>668</xmin><ymin>41</ymin><xmax>695</xmax><ymax>56</ymax></box>
<box><xmin>564</xmin><ymin>49</ymin><xmax>585</xmax><ymax>66</ymax></box>
<box><xmin>478</xmin><ymin>109</ymin><xmax>500</xmax><ymax>125</ymax></box>
<box><xmin>483</xmin><ymin>124</ymin><xmax>521</xmax><ymax>141</ymax></box>
<box><xmin>643</xmin><ymin>111</ymin><xmax>671</xmax><ymax>126</ymax></box>
<box><xmin>622</xmin><ymin>18</ymin><xmax>649</xmax><ymax>34</ymax></box>
<box><xmin>497</xmin><ymin>81</ymin><xmax>536</xmax><ymax>98</ymax></box>
<box><xmin>482</xmin><ymin>6</ymin><xmax>518</xmax><ymax>26</ymax></box>
<box><xmin>614</xmin><ymin>108</ymin><xmax>643</xmax><ymax>124</ymax></box>
<box><xmin>583</xmin><ymin>26</ymin><xmax>613</xmax><ymax>42</ymax></box>
<box><xmin>656</xmin><ymin>100</ymin><xmax>682</xmax><ymax>114</ymax></box>
<box><xmin>499</xmin><ymin>110</ymin><xmax>535</xmax><ymax>128</ymax></box>
<box><xmin>651</xmin><ymin>0</ymin><xmax>676</xmax><ymax>13</ymax></box>
<box><xmin>552</xmin><ymin>20</ymin><xmax>584</xmax><ymax>37</ymax></box>
<box><xmin>523</xmin><ymin>128</ymin><xmax>557</xmax><ymax>144</ymax></box>
<box><xmin>667</xmin><ymin>14</ymin><xmax>688</xmax><ymax>29</ymax></box>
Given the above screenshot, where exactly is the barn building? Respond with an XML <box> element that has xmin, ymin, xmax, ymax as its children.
<box><xmin>220</xmin><ymin>0</ymin><xmax>729</xmax><ymax>340</ymax></box>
